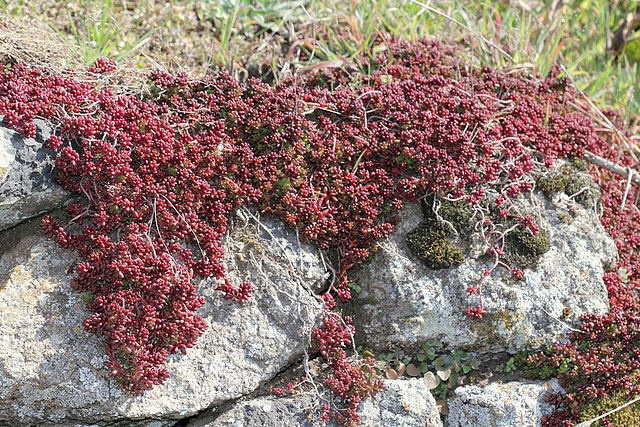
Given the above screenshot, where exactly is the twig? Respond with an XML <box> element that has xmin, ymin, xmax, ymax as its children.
<box><xmin>575</xmin><ymin>394</ymin><xmax>640</xmax><ymax>427</ymax></box>
<box><xmin>583</xmin><ymin>151</ymin><xmax>640</xmax><ymax>185</ymax></box>
<box><xmin>621</xmin><ymin>167</ymin><xmax>634</xmax><ymax>211</ymax></box>
<box><xmin>532</xmin><ymin>301</ymin><xmax>585</xmax><ymax>334</ymax></box>
<box><xmin>432</xmin><ymin>195</ymin><xmax>459</xmax><ymax>236</ymax></box>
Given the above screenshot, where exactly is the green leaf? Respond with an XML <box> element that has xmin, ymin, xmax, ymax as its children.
<box><xmin>453</xmin><ymin>349</ymin><xmax>468</xmax><ymax>360</ymax></box>
<box><xmin>449</xmin><ymin>370</ymin><xmax>460</xmax><ymax>387</ymax></box>
<box><xmin>426</xmin><ymin>348</ymin><xmax>436</xmax><ymax>361</ymax></box>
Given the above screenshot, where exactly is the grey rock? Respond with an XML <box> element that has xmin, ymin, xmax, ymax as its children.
<box><xmin>352</xmin><ymin>185</ymin><xmax>615</xmax><ymax>354</ymax></box>
<box><xmin>198</xmin><ymin>378</ymin><xmax>441</xmax><ymax>427</ymax></box>
<box><xmin>446</xmin><ymin>380</ymin><xmax>563</xmax><ymax>427</ymax></box>
<box><xmin>198</xmin><ymin>393</ymin><xmax>319</xmax><ymax>427</ymax></box>
<box><xmin>358</xmin><ymin>378</ymin><xmax>442</xmax><ymax>427</ymax></box>
<box><xmin>0</xmin><ymin>211</ymin><xmax>325</xmax><ymax>426</ymax></box>
<box><xmin>0</xmin><ymin>120</ymin><xmax>69</xmax><ymax>231</ymax></box>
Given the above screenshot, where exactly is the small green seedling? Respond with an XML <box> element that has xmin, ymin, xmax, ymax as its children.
<box><xmin>496</xmin><ymin>356</ymin><xmax>518</xmax><ymax>373</ymax></box>
<box><xmin>376</xmin><ymin>340</ymin><xmax>480</xmax><ymax>403</ymax></box>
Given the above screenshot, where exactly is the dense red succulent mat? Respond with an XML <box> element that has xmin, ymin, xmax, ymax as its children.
<box><xmin>0</xmin><ymin>38</ymin><xmax>638</xmax><ymax>425</ymax></box>
<box><xmin>526</xmin><ymin>133</ymin><xmax>640</xmax><ymax>425</ymax></box>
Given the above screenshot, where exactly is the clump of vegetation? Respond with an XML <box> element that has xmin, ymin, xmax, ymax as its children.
<box><xmin>406</xmin><ymin>223</ymin><xmax>464</xmax><ymax>269</ymax></box>
<box><xmin>3</xmin><ymin>0</ymin><xmax>640</xmax><ymax>422</ymax></box>
<box><xmin>526</xmin><ymin>274</ymin><xmax>640</xmax><ymax>426</ymax></box>
<box><xmin>406</xmin><ymin>196</ymin><xmax>475</xmax><ymax>268</ymax></box>
<box><xmin>578</xmin><ymin>388</ymin><xmax>640</xmax><ymax>427</ymax></box>
<box><xmin>537</xmin><ymin>164</ymin><xmax>600</xmax><ymax>209</ymax></box>
<box><xmin>505</xmin><ymin>225</ymin><xmax>551</xmax><ymax>269</ymax></box>
<box><xmin>376</xmin><ymin>339</ymin><xmax>481</xmax><ymax>413</ymax></box>
<box><xmin>422</xmin><ymin>196</ymin><xmax>475</xmax><ymax>234</ymax></box>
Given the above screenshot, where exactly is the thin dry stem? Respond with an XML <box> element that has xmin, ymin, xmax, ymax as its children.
<box><xmin>584</xmin><ymin>151</ymin><xmax>640</xmax><ymax>185</ymax></box>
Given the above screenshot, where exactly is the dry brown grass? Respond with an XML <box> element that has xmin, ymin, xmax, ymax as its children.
<box><xmin>0</xmin><ymin>1</ymin><xmax>294</xmax><ymax>82</ymax></box>
<box><xmin>0</xmin><ymin>15</ymin><xmax>77</xmax><ymax>72</ymax></box>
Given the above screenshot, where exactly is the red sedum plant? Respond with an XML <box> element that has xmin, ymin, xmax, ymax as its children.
<box><xmin>526</xmin><ymin>148</ymin><xmax>640</xmax><ymax>425</ymax></box>
<box><xmin>0</xmin><ymin>36</ymin><xmax>638</xmax><ymax>425</ymax></box>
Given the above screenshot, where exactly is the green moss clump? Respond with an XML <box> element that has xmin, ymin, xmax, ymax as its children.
<box><xmin>536</xmin><ymin>164</ymin><xmax>599</xmax><ymax>209</ymax></box>
<box><xmin>422</xmin><ymin>196</ymin><xmax>474</xmax><ymax>235</ymax></box>
<box><xmin>578</xmin><ymin>391</ymin><xmax>640</xmax><ymax>426</ymax></box>
<box><xmin>406</xmin><ymin>224</ymin><xmax>464</xmax><ymax>269</ymax></box>
<box><xmin>405</xmin><ymin>196</ymin><xmax>475</xmax><ymax>269</ymax></box>
<box><xmin>570</xmin><ymin>157</ymin><xmax>588</xmax><ymax>172</ymax></box>
<box><xmin>505</xmin><ymin>226</ymin><xmax>550</xmax><ymax>269</ymax></box>
<box><xmin>564</xmin><ymin>176</ymin><xmax>600</xmax><ymax>209</ymax></box>
<box><xmin>537</xmin><ymin>171</ymin><xmax>570</xmax><ymax>194</ymax></box>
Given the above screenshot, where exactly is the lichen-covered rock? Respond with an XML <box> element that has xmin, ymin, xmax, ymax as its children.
<box><xmin>446</xmin><ymin>380</ymin><xmax>562</xmax><ymax>427</ymax></box>
<box><xmin>197</xmin><ymin>378</ymin><xmax>441</xmax><ymax>427</ymax></box>
<box><xmin>352</xmin><ymin>184</ymin><xmax>616</xmax><ymax>354</ymax></box>
<box><xmin>0</xmin><ymin>120</ymin><xmax>69</xmax><ymax>231</ymax></box>
<box><xmin>0</xmin><ymin>212</ymin><xmax>325</xmax><ymax>426</ymax></box>
<box><xmin>196</xmin><ymin>393</ymin><xmax>319</xmax><ymax>427</ymax></box>
<box><xmin>358</xmin><ymin>378</ymin><xmax>442</xmax><ymax>427</ymax></box>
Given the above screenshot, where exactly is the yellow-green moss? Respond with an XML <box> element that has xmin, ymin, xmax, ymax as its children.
<box><xmin>537</xmin><ymin>171</ymin><xmax>570</xmax><ymax>194</ymax></box>
<box><xmin>422</xmin><ymin>196</ymin><xmax>474</xmax><ymax>234</ymax></box>
<box><xmin>578</xmin><ymin>391</ymin><xmax>640</xmax><ymax>426</ymax></box>
<box><xmin>536</xmin><ymin>164</ymin><xmax>599</xmax><ymax>209</ymax></box>
<box><xmin>406</xmin><ymin>224</ymin><xmax>463</xmax><ymax>269</ymax></box>
<box><xmin>406</xmin><ymin>197</ymin><xmax>472</xmax><ymax>270</ymax></box>
<box><xmin>505</xmin><ymin>226</ymin><xmax>550</xmax><ymax>269</ymax></box>
<box><xmin>469</xmin><ymin>307</ymin><xmax>524</xmax><ymax>344</ymax></box>
<box><xmin>570</xmin><ymin>157</ymin><xmax>588</xmax><ymax>172</ymax></box>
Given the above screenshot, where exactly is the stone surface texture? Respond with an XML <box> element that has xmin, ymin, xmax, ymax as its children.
<box><xmin>0</xmin><ymin>211</ymin><xmax>325</xmax><ymax>426</ymax></box>
<box><xmin>0</xmin><ymin>120</ymin><xmax>69</xmax><ymax>231</ymax></box>
<box><xmin>351</xmin><ymin>183</ymin><xmax>616</xmax><ymax>354</ymax></box>
<box><xmin>195</xmin><ymin>378</ymin><xmax>442</xmax><ymax>427</ymax></box>
<box><xmin>0</xmin><ymin>124</ymin><xmax>620</xmax><ymax>426</ymax></box>
<box><xmin>446</xmin><ymin>380</ymin><xmax>563</xmax><ymax>427</ymax></box>
<box><xmin>358</xmin><ymin>378</ymin><xmax>443</xmax><ymax>427</ymax></box>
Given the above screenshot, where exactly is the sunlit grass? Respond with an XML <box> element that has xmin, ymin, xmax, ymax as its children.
<box><xmin>0</xmin><ymin>0</ymin><xmax>638</xmax><ymax>122</ymax></box>
<box><xmin>299</xmin><ymin>0</ymin><xmax>640</xmax><ymax>121</ymax></box>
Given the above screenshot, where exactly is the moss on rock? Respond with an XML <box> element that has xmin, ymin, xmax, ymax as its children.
<box><xmin>536</xmin><ymin>164</ymin><xmax>600</xmax><ymax>209</ymax></box>
<box><xmin>406</xmin><ymin>196</ymin><xmax>473</xmax><ymax>269</ymax></box>
<box><xmin>505</xmin><ymin>225</ymin><xmax>550</xmax><ymax>269</ymax></box>
<box><xmin>421</xmin><ymin>196</ymin><xmax>474</xmax><ymax>235</ymax></box>
<box><xmin>406</xmin><ymin>224</ymin><xmax>464</xmax><ymax>269</ymax></box>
